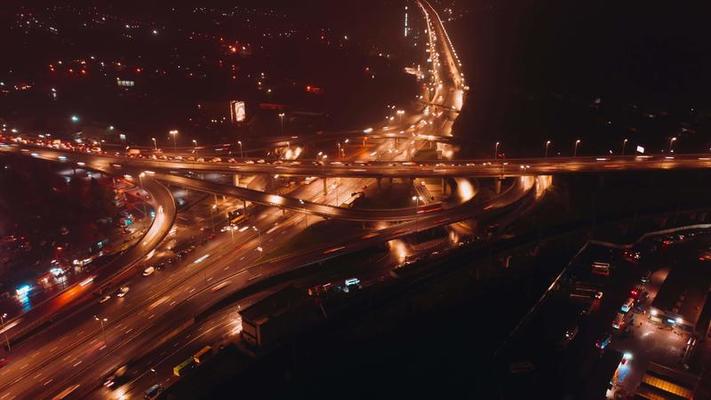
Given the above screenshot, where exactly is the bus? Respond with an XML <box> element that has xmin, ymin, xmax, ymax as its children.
<box><xmin>173</xmin><ymin>357</ymin><xmax>196</xmax><ymax>377</ymax></box>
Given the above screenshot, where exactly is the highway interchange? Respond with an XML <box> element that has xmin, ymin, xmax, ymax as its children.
<box><xmin>0</xmin><ymin>1</ymin><xmax>707</xmax><ymax>399</ymax></box>
<box><xmin>0</xmin><ymin>2</ymin><xmax>484</xmax><ymax>398</ymax></box>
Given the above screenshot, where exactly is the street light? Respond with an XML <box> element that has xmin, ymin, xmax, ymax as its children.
<box><xmin>1</xmin><ymin>313</ymin><xmax>10</xmax><ymax>351</ymax></box>
<box><xmin>151</xmin><ymin>137</ymin><xmax>157</xmax><ymax>151</ymax></box>
<box><xmin>192</xmin><ymin>139</ymin><xmax>198</xmax><ymax>155</ymax></box>
<box><xmin>71</xmin><ymin>115</ymin><xmax>80</xmax><ymax>123</ymax></box>
<box><xmin>494</xmin><ymin>142</ymin><xmax>500</xmax><ymax>160</ymax></box>
<box><xmin>396</xmin><ymin>109</ymin><xmax>405</xmax><ymax>125</ymax></box>
<box><xmin>237</xmin><ymin>140</ymin><xmax>244</xmax><ymax>158</ymax></box>
<box><xmin>94</xmin><ymin>315</ymin><xmax>108</xmax><ymax>347</ymax></box>
<box><xmin>668</xmin><ymin>137</ymin><xmax>677</xmax><ymax>153</ymax></box>
<box><xmin>622</xmin><ymin>138</ymin><xmax>628</xmax><ymax>155</ymax></box>
<box><xmin>169</xmin><ymin>130</ymin><xmax>178</xmax><ymax>153</ymax></box>
<box><xmin>278</xmin><ymin>113</ymin><xmax>285</xmax><ymax>135</ymax></box>
<box><xmin>252</xmin><ymin>226</ymin><xmax>262</xmax><ymax>249</ymax></box>
<box><xmin>545</xmin><ymin>140</ymin><xmax>551</xmax><ymax>158</ymax></box>
<box><xmin>574</xmin><ymin>139</ymin><xmax>581</xmax><ymax>157</ymax></box>
<box><xmin>412</xmin><ymin>195</ymin><xmax>424</xmax><ymax>232</ymax></box>
<box><xmin>209</xmin><ymin>203</ymin><xmax>217</xmax><ymax>233</ymax></box>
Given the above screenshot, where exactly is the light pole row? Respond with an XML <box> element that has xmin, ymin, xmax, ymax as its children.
<box><xmin>162</xmin><ymin>131</ymin><xmax>250</xmax><ymax>158</ymax></box>
<box><xmin>494</xmin><ymin>137</ymin><xmax>678</xmax><ymax>158</ymax></box>
<box><xmin>1</xmin><ymin>313</ymin><xmax>10</xmax><ymax>351</ymax></box>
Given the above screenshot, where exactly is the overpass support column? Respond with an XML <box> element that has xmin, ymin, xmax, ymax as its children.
<box><xmin>442</xmin><ymin>178</ymin><xmax>447</xmax><ymax>195</ymax></box>
<box><xmin>243</xmin><ymin>199</ymin><xmax>248</xmax><ymax>217</ymax></box>
<box><xmin>495</xmin><ymin>178</ymin><xmax>503</xmax><ymax>195</ymax></box>
<box><xmin>323</xmin><ymin>177</ymin><xmax>328</xmax><ymax>196</ymax></box>
<box><xmin>377</xmin><ymin>178</ymin><xmax>382</xmax><ymax>191</ymax></box>
<box><xmin>233</xmin><ymin>174</ymin><xmax>240</xmax><ymax>187</ymax></box>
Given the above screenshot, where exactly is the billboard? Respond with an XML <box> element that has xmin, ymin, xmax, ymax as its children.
<box><xmin>230</xmin><ymin>100</ymin><xmax>246</xmax><ymax>123</ymax></box>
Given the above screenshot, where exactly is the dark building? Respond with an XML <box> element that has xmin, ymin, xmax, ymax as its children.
<box><xmin>239</xmin><ymin>286</ymin><xmax>323</xmax><ymax>349</ymax></box>
<box><xmin>650</xmin><ymin>264</ymin><xmax>711</xmax><ymax>334</ymax></box>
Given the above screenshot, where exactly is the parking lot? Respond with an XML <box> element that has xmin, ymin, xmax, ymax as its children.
<box><xmin>496</xmin><ymin>228</ymin><xmax>711</xmax><ymax>399</ymax></box>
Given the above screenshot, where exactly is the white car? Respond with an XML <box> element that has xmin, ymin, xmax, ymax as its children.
<box><xmin>143</xmin><ymin>266</ymin><xmax>155</xmax><ymax>277</ymax></box>
<box><xmin>117</xmin><ymin>286</ymin><xmax>130</xmax><ymax>297</ymax></box>
<box><xmin>99</xmin><ymin>295</ymin><xmax>111</xmax><ymax>304</ymax></box>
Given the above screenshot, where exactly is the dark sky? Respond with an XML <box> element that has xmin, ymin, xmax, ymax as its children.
<box><xmin>450</xmin><ymin>0</ymin><xmax>711</xmax><ymax>156</ymax></box>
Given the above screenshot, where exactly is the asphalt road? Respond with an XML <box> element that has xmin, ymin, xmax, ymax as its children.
<box><xmin>0</xmin><ymin>175</ymin><xmax>176</xmax><ymax>349</ymax></box>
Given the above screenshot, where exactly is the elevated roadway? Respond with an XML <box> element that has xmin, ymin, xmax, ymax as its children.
<box><xmin>5</xmin><ymin>145</ymin><xmax>711</xmax><ymax>179</ymax></box>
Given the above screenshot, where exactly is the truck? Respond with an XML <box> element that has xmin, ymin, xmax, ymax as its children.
<box><xmin>192</xmin><ymin>345</ymin><xmax>212</xmax><ymax>364</ymax></box>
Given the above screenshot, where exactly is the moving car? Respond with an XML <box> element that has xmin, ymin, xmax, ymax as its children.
<box><xmin>144</xmin><ymin>384</ymin><xmax>163</xmax><ymax>400</ymax></box>
<box><xmin>116</xmin><ymin>286</ymin><xmax>130</xmax><ymax>297</ymax></box>
<box><xmin>142</xmin><ymin>266</ymin><xmax>155</xmax><ymax>277</ymax></box>
<box><xmin>99</xmin><ymin>295</ymin><xmax>111</xmax><ymax>304</ymax></box>
<box><xmin>103</xmin><ymin>366</ymin><xmax>128</xmax><ymax>388</ymax></box>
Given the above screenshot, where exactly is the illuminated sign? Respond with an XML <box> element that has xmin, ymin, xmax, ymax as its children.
<box><xmin>230</xmin><ymin>101</ymin><xmax>246</xmax><ymax>123</ymax></box>
<box><xmin>117</xmin><ymin>80</ymin><xmax>135</xmax><ymax>87</ymax></box>
<box><xmin>636</xmin><ymin>146</ymin><xmax>645</xmax><ymax>154</ymax></box>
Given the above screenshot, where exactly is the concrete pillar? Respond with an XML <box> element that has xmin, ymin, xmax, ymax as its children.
<box><xmin>441</xmin><ymin>178</ymin><xmax>446</xmax><ymax>195</ymax></box>
<box><xmin>323</xmin><ymin>177</ymin><xmax>328</xmax><ymax>195</ymax></box>
<box><xmin>377</xmin><ymin>178</ymin><xmax>382</xmax><ymax>191</ymax></box>
<box><xmin>233</xmin><ymin>174</ymin><xmax>240</xmax><ymax>187</ymax></box>
<box><xmin>243</xmin><ymin>199</ymin><xmax>248</xmax><ymax>217</ymax></box>
<box><xmin>495</xmin><ymin>178</ymin><xmax>503</xmax><ymax>195</ymax></box>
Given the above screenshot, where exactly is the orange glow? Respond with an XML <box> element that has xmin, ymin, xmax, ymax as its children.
<box><xmin>535</xmin><ymin>176</ymin><xmax>553</xmax><ymax>199</ymax></box>
<box><xmin>48</xmin><ymin>277</ymin><xmax>94</xmax><ymax>312</ymax></box>
<box><xmin>388</xmin><ymin>239</ymin><xmax>409</xmax><ymax>263</ymax></box>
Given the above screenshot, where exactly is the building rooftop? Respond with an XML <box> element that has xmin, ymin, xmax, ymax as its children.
<box><xmin>651</xmin><ymin>263</ymin><xmax>711</xmax><ymax>327</ymax></box>
<box><xmin>239</xmin><ymin>286</ymin><xmax>307</xmax><ymax>324</ymax></box>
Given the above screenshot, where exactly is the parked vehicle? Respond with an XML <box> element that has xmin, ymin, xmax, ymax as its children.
<box><xmin>592</xmin><ymin>262</ymin><xmax>611</xmax><ymax>277</ymax></box>
<box><xmin>595</xmin><ymin>333</ymin><xmax>612</xmax><ymax>350</ymax></box>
